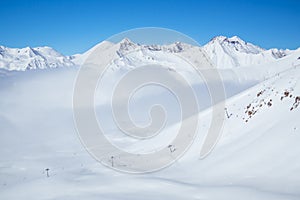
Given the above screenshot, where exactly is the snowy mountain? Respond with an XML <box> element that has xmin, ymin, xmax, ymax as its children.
<box><xmin>203</xmin><ymin>36</ymin><xmax>290</xmax><ymax>68</ymax></box>
<box><xmin>71</xmin><ymin>36</ymin><xmax>293</xmax><ymax>68</ymax></box>
<box><xmin>0</xmin><ymin>46</ymin><xmax>74</xmax><ymax>71</ymax></box>
<box><xmin>0</xmin><ymin>36</ymin><xmax>296</xmax><ymax>71</ymax></box>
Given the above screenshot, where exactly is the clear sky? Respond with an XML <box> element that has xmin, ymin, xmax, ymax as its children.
<box><xmin>0</xmin><ymin>0</ymin><xmax>299</xmax><ymax>55</ymax></box>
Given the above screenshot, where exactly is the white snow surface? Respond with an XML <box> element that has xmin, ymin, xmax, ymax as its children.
<box><xmin>0</xmin><ymin>36</ymin><xmax>300</xmax><ymax>199</ymax></box>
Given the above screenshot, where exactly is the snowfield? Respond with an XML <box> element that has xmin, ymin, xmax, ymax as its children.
<box><xmin>0</xmin><ymin>37</ymin><xmax>300</xmax><ymax>199</ymax></box>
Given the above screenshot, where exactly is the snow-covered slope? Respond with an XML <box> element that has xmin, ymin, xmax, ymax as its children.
<box><xmin>175</xmin><ymin>63</ymin><xmax>300</xmax><ymax>200</ymax></box>
<box><xmin>0</xmin><ymin>52</ymin><xmax>300</xmax><ymax>199</ymax></box>
<box><xmin>0</xmin><ymin>46</ymin><xmax>74</xmax><ymax>71</ymax></box>
<box><xmin>70</xmin><ymin>40</ymin><xmax>115</xmax><ymax>65</ymax></box>
<box><xmin>1</xmin><ymin>36</ymin><xmax>296</xmax><ymax>71</ymax></box>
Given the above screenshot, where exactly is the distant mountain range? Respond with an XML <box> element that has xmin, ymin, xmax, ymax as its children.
<box><xmin>0</xmin><ymin>36</ymin><xmax>298</xmax><ymax>71</ymax></box>
<box><xmin>0</xmin><ymin>46</ymin><xmax>74</xmax><ymax>71</ymax></box>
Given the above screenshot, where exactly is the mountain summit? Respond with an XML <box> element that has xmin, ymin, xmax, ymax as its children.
<box><xmin>208</xmin><ymin>36</ymin><xmax>264</xmax><ymax>54</ymax></box>
<box><xmin>203</xmin><ymin>36</ymin><xmax>288</xmax><ymax>68</ymax></box>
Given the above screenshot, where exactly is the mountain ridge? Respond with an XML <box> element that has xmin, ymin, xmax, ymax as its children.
<box><xmin>0</xmin><ymin>36</ymin><xmax>297</xmax><ymax>71</ymax></box>
<box><xmin>0</xmin><ymin>45</ymin><xmax>74</xmax><ymax>71</ymax></box>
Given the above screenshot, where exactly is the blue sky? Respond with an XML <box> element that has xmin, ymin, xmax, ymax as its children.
<box><xmin>0</xmin><ymin>0</ymin><xmax>299</xmax><ymax>55</ymax></box>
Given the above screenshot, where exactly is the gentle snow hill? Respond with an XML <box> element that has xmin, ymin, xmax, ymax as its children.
<box><xmin>70</xmin><ymin>40</ymin><xmax>115</xmax><ymax>65</ymax></box>
<box><xmin>0</xmin><ymin>46</ymin><xmax>74</xmax><ymax>71</ymax></box>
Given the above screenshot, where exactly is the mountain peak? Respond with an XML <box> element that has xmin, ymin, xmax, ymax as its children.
<box><xmin>203</xmin><ymin>35</ymin><xmax>290</xmax><ymax>68</ymax></box>
<box><xmin>118</xmin><ymin>37</ymin><xmax>139</xmax><ymax>54</ymax></box>
<box><xmin>206</xmin><ymin>35</ymin><xmax>264</xmax><ymax>54</ymax></box>
<box><xmin>119</xmin><ymin>37</ymin><xmax>135</xmax><ymax>45</ymax></box>
<box><xmin>210</xmin><ymin>35</ymin><xmax>244</xmax><ymax>44</ymax></box>
<box><xmin>228</xmin><ymin>36</ymin><xmax>243</xmax><ymax>43</ymax></box>
<box><xmin>210</xmin><ymin>35</ymin><xmax>227</xmax><ymax>42</ymax></box>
